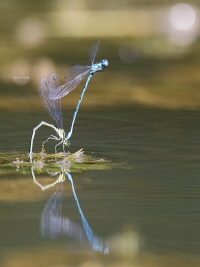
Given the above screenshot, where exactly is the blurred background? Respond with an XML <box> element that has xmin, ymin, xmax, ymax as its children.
<box><xmin>1</xmin><ymin>0</ymin><xmax>200</xmax><ymax>112</ymax></box>
<box><xmin>2</xmin><ymin>1</ymin><xmax>200</xmax><ymax>267</ymax></box>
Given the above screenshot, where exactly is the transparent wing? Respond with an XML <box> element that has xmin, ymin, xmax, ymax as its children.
<box><xmin>40</xmin><ymin>181</ymin><xmax>88</xmax><ymax>241</ymax></box>
<box><xmin>39</xmin><ymin>73</ymin><xmax>63</xmax><ymax>129</ymax></box>
<box><xmin>51</xmin><ymin>65</ymin><xmax>90</xmax><ymax>100</ymax></box>
<box><xmin>40</xmin><ymin>183</ymin><xmax>63</xmax><ymax>239</ymax></box>
<box><xmin>89</xmin><ymin>40</ymin><xmax>100</xmax><ymax>65</ymax></box>
<box><xmin>61</xmin><ymin>218</ymin><xmax>87</xmax><ymax>241</ymax></box>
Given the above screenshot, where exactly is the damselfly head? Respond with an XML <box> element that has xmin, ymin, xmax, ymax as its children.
<box><xmin>64</xmin><ymin>140</ymin><xmax>70</xmax><ymax>147</ymax></box>
<box><xmin>101</xmin><ymin>59</ymin><xmax>108</xmax><ymax>69</ymax></box>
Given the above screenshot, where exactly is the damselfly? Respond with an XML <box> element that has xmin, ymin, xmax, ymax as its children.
<box><xmin>29</xmin><ymin>42</ymin><xmax>108</xmax><ymax>161</ymax></box>
<box><xmin>32</xmin><ymin>167</ymin><xmax>108</xmax><ymax>252</ymax></box>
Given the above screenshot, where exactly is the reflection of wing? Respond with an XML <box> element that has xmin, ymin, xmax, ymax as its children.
<box><xmin>40</xmin><ymin>181</ymin><xmax>87</xmax><ymax>241</ymax></box>
<box><xmin>51</xmin><ymin>66</ymin><xmax>90</xmax><ymax>100</ymax></box>
<box><xmin>39</xmin><ymin>170</ymin><xmax>107</xmax><ymax>252</ymax></box>
<box><xmin>40</xmin><ymin>183</ymin><xmax>63</xmax><ymax>239</ymax></box>
<box><xmin>61</xmin><ymin>218</ymin><xmax>87</xmax><ymax>241</ymax></box>
<box><xmin>39</xmin><ymin>73</ymin><xmax>63</xmax><ymax>129</ymax></box>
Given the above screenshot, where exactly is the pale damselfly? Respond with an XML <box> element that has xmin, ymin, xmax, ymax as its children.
<box><xmin>29</xmin><ymin>42</ymin><xmax>108</xmax><ymax>161</ymax></box>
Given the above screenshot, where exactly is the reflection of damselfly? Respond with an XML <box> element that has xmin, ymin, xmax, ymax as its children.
<box><xmin>29</xmin><ymin>41</ymin><xmax>108</xmax><ymax>161</ymax></box>
<box><xmin>31</xmin><ymin>167</ymin><xmax>108</xmax><ymax>253</ymax></box>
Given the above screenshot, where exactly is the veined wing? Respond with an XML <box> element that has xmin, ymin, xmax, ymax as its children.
<box><xmin>41</xmin><ymin>183</ymin><xmax>63</xmax><ymax>239</ymax></box>
<box><xmin>51</xmin><ymin>65</ymin><xmax>90</xmax><ymax>100</ymax></box>
<box><xmin>89</xmin><ymin>40</ymin><xmax>100</xmax><ymax>65</ymax></box>
<box><xmin>39</xmin><ymin>73</ymin><xmax>64</xmax><ymax>129</ymax></box>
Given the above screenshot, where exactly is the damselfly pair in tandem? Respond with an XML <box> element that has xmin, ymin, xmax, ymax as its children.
<box><xmin>29</xmin><ymin>41</ymin><xmax>108</xmax><ymax>162</ymax></box>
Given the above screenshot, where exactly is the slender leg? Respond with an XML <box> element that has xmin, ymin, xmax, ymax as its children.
<box><xmin>55</xmin><ymin>140</ymin><xmax>64</xmax><ymax>153</ymax></box>
<box><xmin>43</xmin><ymin>135</ymin><xmax>62</xmax><ymax>154</ymax></box>
<box><xmin>62</xmin><ymin>142</ymin><xmax>66</xmax><ymax>153</ymax></box>
<box><xmin>29</xmin><ymin>121</ymin><xmax>60</xmax><ymax>161</ymax></box>
<box><xmin>43</xmin><ymin>135</ymin><xmax>61</xmax><ymax>144</ymax></box>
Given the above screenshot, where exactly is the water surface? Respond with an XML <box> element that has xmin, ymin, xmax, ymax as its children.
<box><xmin>0</xmin><ymin>106</ymin><xmax>200</xmax><ymax>266</ymax></box>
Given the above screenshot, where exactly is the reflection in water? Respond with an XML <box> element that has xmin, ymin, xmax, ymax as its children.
<box><xmin>41</xmin><ymin>182</ymin><xmax>63</xmax><ymax>239</ymax></box>
<box><xmin>31</xmin><ymin>167</ymin><xmax>109</xmax><ymax>253</ymax></box>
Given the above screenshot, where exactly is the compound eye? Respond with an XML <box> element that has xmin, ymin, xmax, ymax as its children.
<box><xmin>65</xmin><ymin>141</ymin><xmax>70</xmax><ymax>147</ymax></box>
<box><xmin>102</xmin><ymin>59</ymin><xmax>108</xmax><ymax>68</ymax></box>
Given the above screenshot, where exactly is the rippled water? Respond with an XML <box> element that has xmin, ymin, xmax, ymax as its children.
<box><xmin>1</xmin><ymin>106</ymin><xmax>200</xmax><ymax>266</ymax></box>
